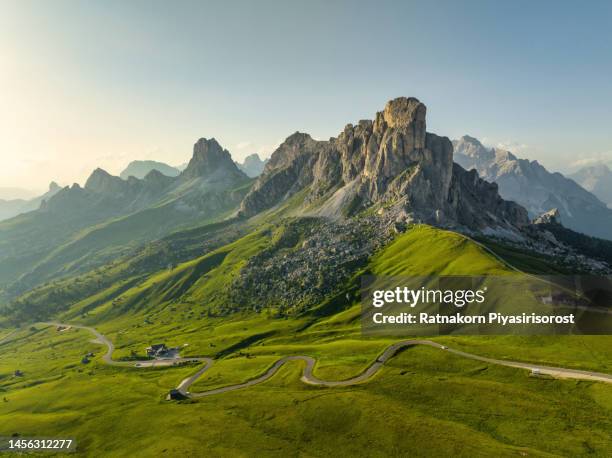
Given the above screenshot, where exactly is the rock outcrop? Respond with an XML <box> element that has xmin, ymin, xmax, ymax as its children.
<box><xmin>533</xmin><ymin>208</ymin><xmax>560</xmax><ymax>225</ymax></box>
<box><xmin>240</xmin><ymin>97</ymin><xmax>528</xmax><ymax>233</ymax></box>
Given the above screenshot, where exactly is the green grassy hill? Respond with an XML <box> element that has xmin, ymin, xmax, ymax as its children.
<box><xmin>1</xmin><ymin>223</ymin><xmax>610</xmax><ymax>456</ymax></box>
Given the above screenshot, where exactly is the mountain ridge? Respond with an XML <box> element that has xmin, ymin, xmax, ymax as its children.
<box><xmin>569</xmin><ymin>163</ymin><xmax>612</xmax><ymax>208</ymax></box>
<box><xmin>0</xmin><ymin>182</ymin><xmax>62</xmax><ymax>222</ymax></box>
<box><xmin>453</xmin><ymin>135</ymin><xmax>612</xmax><ymax>240</ymax></box>
<box><xmin>119</xmin><ymin>160</ymin><xmax>181</xmax><ymax>180</ymax></box>
<box><xmin>0</xmin><ymin>138</ymin><xmax>252</xmax><ymax>296</ymax></box>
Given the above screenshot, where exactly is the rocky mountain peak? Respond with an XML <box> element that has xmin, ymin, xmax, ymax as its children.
<box><xmin>142</xmin><ymin>169</ymin><xmax>174</xmax><ymax>191</ymax></box>
<box><xmin>181</xmin><ymin>138</ymin><xmax>246</xmax><ymax>181</ymax></box>
<box><xmin>382</xmin><ymin>97</ymin><xmax>426</xmax><ymax>135</ymax></box>
<box><xmin>49</xmin><ymin>181</ymin><xmax>61</xmax><ymax>192</ymax></box>
<box><xmin>459</xmin><ymin>135</ymin><xmax>481</xmax><ymax>145</ymax></box>
<box><xmin>284</xmin><ymin>131</ymin><xmax>313</xmax><ymax>145</ymax></box>
<box><xmin>453</xmin><ymin>135</ymin><xmax>493</xmax><ymax>160</ymax></box>
<box><xmin>240</xmin><ymin>97</ymin><xmax>529</xmax><ymax>233</ymax></box>
<box><xmin>85</xmin><ymin>168</ymin><xmax>125</xmax><ymax>194</ymax></box>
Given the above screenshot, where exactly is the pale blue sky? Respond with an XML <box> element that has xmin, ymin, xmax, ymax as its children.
<box><xmin>1</xmin><ymin>0</ymin><xmax>611</xmax><ymax>190</ymax></box>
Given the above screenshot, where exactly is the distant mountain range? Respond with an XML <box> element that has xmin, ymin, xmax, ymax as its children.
<box><xmin>118</xmin><ymin>155</ymin><xmax>268</xmax><ymax>182</ymax></box>
<box><xmin>2</xmin><ymin>96</ymin><xmax>611</xmax><ymax>309</ymax></box>
<box><xmin>236</xmin><ymin>153</ymin><xmax>268</xmax><ymax>178</ymax></box>
<box><xmin>0</xmin><ymin>182</ymin><xmax>62</xmax><ymax>222</ymax></box>
<box><xmin>0</xmin><ymin>138</ymin><xmax>252</xmax><ymax>295</ymax></box>
<box><xmin>453</xmin><ymin>135</ymin><xmax>612</xmax><ymax>241</ymax></box>
<box><xmin>120</xmin><ymin>160</ymin><xmax>181</xmax><ymax>179</ymax></box>
<box><xmin>569</xmin><ymin>164</ymin><xmax>612</xmax><ymax>208</ymax></box>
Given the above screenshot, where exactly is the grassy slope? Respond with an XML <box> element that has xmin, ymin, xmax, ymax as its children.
<box><xmin>0</xmin><ymin>177</ymin><xmax>253</xmax><ymax>298</ymax></box>
<box><xmin>0</xmin><ymin>225</ymin><xmax>610</xmax><ymax>456</ymax></box>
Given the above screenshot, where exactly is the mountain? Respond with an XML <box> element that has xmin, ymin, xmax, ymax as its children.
<box><xmin>569</xmin><ymin>164</ymin><xmax>612</xmax><ymax>208</ymax></box>
<box><xmin>0</xmin><ymin>199</ymin><xmax>27</xmax><ymax>222</ymax></box>
<box><xmin>453</xmin><ymin>135</ymin><xmax>612</xmax><ymax>241</ymax></box>
<box><xmin>180</xmin><ymin>138</ymin><xmax>247</xmax><ymax>183</ymax></box>
<box><xmin>2</xmin><ymin>98</ymin><xmax>611</xmax><ymax>458</ymax></box>
<box><xmin>119</xmin><ymin>160</ymin><xmax>181</xmax><ymax>180</ymax></box>
<box><xmin>240</xmin><ymin>97</ymin><xmax>528</xmax><ymax>234</ymax></box>
<box><xmin>237</xmin><ymin>153</ymin><xmax>268</xmax><ymax>177</ymax></box>
<box><xmin>0</xmin><ymin>182</ymin><xmax>62</xmax><ymax>222</ymax></box>
<box><xmin>0</xmin><ymin>138</ymin><xmax>251</xmax><ymax>296</ymax></box>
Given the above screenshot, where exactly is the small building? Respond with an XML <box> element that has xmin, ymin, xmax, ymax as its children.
<box><xmin>146</xmin><ymin>343</ymin><xmax>168</xmax><ymax>358</ymax></box>
<box><xmin>167</xmin><ymin>389</ymin><xmax>187</xmax><ymax>401</ymax></box>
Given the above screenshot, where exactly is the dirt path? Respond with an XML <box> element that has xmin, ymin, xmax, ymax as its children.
<box><xmin>40</xmin><ymin>322</ymin><xmax>612</xmax><ymax>399</ymax></box>
<box><xmin>0</xmin><ymin>330</ymin><xmax>16</xmax><ymax>345</ymax></box>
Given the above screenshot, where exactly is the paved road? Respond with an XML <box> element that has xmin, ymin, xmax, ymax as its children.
<box><xmin>40</xmin><ymin>322</ymin><xmax>612</xmax><ymax>399</ymax></box>
<box><xmin>42</xmin><ymin>322</ymin><xmax>209</xmax><ymax>368</ymax></box>
<box><xmin>188</xmin><ymin>339</ymin><xmax>612</xmax><ymax>397</ymax></box>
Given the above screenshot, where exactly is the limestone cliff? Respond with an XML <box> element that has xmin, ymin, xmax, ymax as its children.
<box><xmin>240</xmin><ymin>97</ymin><xmax>529</xmax><ymax>232</ymax></box>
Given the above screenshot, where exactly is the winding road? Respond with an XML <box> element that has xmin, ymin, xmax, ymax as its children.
<box><xmin>39</xmin><ymin>322</ymin><xmax>612</xmax><ymax>399</ymax></box>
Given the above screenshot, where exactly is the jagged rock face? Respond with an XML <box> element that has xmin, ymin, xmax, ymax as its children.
<box><xmin>240</xmin><ymin>133</ymin><xmax>326</xmax><ymax>216</ymax></box>
<box><xmin>181</xmin><ymin>138</ymin><xmax>246</xmax><ymax>182</ymax></box>
<box><xmin>451</xmin><ymin>135</ymin><xmax>494</xmax><ymax>161</ymax></box>
<box><xmin>240</xmin><ymin>97</ymin><xmax>527</xmax><ymax>232</ymax></box>
<box><xmin>448</xmin><ymin>165</ymin><xmax>528</xmax><ymax>229</ymax></box>
<box><xmin>331</xmin><ymin>98</ymin><xmax>452</xmax><ymax>209</ymax></box>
